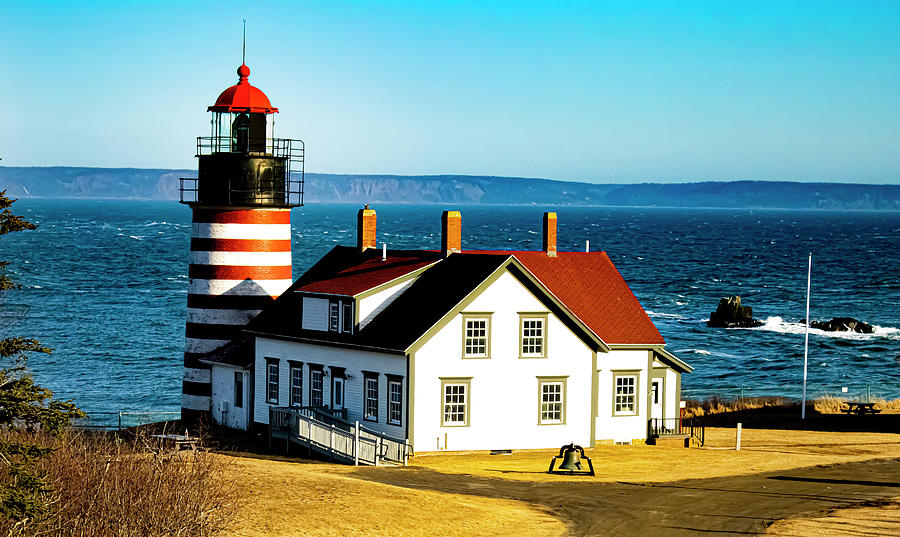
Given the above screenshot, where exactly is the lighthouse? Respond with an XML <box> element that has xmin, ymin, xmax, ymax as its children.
<box><xmin>179</xmin><ymin>62</ymin><xmax>303</xmax><ymax>422</ymax></box>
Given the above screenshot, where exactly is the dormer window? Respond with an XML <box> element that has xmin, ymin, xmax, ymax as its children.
<box><xmin>302</xmin><ymin>296</ymin><xmax>353</xmax><ymax>333</ymax></box>
<box><xmin>329</xmin><ymin>299</ymin><xmax>353</xmax><ymax>334</ymax></box>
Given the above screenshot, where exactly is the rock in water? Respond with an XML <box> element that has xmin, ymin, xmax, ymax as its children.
<box><xmin>708</xmin><ymin>296</ymin><xmax>763</xmax><ymax>328</ymax></box>
<box><xmin>809</xmin><ymin>317</ymin><xmax>875</xmax><ymax>334</ymax></box>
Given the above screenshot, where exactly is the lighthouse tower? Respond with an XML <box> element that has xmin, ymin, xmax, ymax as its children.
<box><xmin>179</xmin><ymin>63</ymin><xmax>303</xmax><ymax>422</ymax></box>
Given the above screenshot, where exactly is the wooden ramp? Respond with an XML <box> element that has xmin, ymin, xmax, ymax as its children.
<box><xmin>269</xmin><ymin>407</ymin><xmax>411</xmax><ymax>466</ymax></box>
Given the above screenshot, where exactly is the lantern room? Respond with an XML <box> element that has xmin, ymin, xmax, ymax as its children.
<box><xmin>180</xmin><ymin>63</ymin><xmax>304</xmax><ymax>208</ymax></box>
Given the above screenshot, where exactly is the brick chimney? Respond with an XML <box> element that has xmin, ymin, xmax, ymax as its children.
<box><xmin>542</xmin><ymin>212</ymin><xmax>557</xmax><ymax>257</ymax></box>
<box><xmin>441</xmin><ymin>210</ymin><xmax>461</xmax><ymax>257</ymax></box>
<box><xmin>357</xmin><ymin>204</ymin><xmax>377</xmax><ymax>251</ymax></box>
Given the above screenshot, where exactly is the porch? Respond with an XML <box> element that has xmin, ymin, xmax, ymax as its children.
<box><xmin>647</xmin><ymin>417</ymin><xmax>705</xmax><ymax>447</ymax></box>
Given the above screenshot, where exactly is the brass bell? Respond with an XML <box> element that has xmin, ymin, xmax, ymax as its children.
<box><xmin>558</xmin><ymin>443</ymin><xmax>582</xmax><ymax>471</ymax></box>
<box><xmin>548</xmin><ymin>442</ymin><xmax>595</xmax><ymax>476</ymax></box>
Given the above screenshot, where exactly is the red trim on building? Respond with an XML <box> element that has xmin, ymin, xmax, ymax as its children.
<box><xmin>188</xmin><ymin>264</ymin><xmax>292</xmax><ymax>281</ymax></box>
<box><xmin>190</xmin><ymin>238</ymin><xmax>292</xmax><ymax>252</ymax></box>
<box><xmin>192</xmin><ymin>209</ymin><xmax>291</xmax><ymax>225</ymax></box>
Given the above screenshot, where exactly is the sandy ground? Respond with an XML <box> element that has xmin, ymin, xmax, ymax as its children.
<box><xmin>768</xmin><ymin>497</ymin><xmax>900</xmax><ymax>536</ymax></box>
<box><xmin>222</xmin><ymin>424</ymin><xmax>900</xmax><ymax>536</ymax></box>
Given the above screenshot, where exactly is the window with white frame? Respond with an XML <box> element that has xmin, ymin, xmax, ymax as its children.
<box><xmin>289</xmin><ymin>363</ymin><xmax>303</xmax><ymax>406</ymax></box>
<box><xmin>441</xmin><ymin>378</ymin><xmax>470</xmax><ymax>426</ymax></box>
<box><xmin>329</xmin><ymin>301</ymin><xmax>340</xmax><ymax>331</ymax></box>
<box><xmin>364</xmin><ymin>373</ymin><xmax>378</xmax><ymax>422</ymax></box>
<box><xmin>614</xmin><ymin>374</ymin><xmax>638</xmax><ymax>415</ymax></box>
<box><xmin>327</xmin><ymin>299</ymin><xmax>354</xmax><ymax>334</ymax></box>
<box><xmin>520</xmin><ymin>314</ymin><xmax>547</xmax><ymax>358</ymax></box>
<box><xmin>310</xmin><ymin>368</ymin><xmax>324</xmax><ymax>407</ymax></box>
<box><xmin>265</xmin><ymin>359</ymin><xmax>279</xmax><ymax>404</ymax></box>
<box><xmin>463</xmin><ymin>315</ymin><xmax>490</xmax><ymax>358</ymax></box>
<box><xmin>538</xmin><ymin>378</ymin><xmax>565</xmax><ymax>424</ymax></box>
<box><xmin>388</xmin><ymin>378</ymin><xmax>402</xmax><ymax>425</ymax></box>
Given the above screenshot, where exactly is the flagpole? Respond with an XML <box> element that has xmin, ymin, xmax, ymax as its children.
<box><xmin>802</xmin><ymin>253</ymin><xmax>811</xmax><ymax>419</ymax></box>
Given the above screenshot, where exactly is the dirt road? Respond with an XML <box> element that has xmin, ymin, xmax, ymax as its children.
<box><xmin>351</xmin><ymin>457</ymin><xmax>900</xmax><ymax>535</ymax></box>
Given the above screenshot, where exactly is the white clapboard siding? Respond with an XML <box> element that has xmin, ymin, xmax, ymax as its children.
<box><xmin>412</xmin><ymin>271</ymin><xmax>594</xmax><ymax>452</ymax></box>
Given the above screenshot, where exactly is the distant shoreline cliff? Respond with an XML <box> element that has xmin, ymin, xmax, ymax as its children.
<box><xmin>2</xmin><ymin>166</ymin><xmax>898</xmax><ymax>210</ymax></box>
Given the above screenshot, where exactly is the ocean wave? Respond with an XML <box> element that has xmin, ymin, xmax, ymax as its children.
<box><xmin>128</xmin><ymin>235</ymin><xmax>145</xmax><ymax>240</ymax></box>
<box><xmin>678</xmin><ymin>348</ymin><xmax>711</xmax><ymax>355</ymax></box>
<box><xmin>645</xmin><ymin>310</ymin><xmax>684</xmax><ymax>320</ymax></box>
<box><xmin>754</xmin><ymin>316</ymin><xmax>900</xmax><ymax>340</ymax></box>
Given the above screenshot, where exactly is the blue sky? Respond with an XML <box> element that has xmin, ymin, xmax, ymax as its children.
<box><xmin>1</xmin><ymin>1</ymin><xmax>898</xmax><ymax>183</ymax></box>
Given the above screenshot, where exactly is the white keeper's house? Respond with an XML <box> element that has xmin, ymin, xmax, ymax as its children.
<box><xmin>202</xmin><ymin>207</ymin><xmax>691</xmax><ymax>451</ymax></box>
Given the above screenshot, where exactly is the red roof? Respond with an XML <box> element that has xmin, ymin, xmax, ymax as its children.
<box><xmin>208</xmin><ymin>64</ymin><xmax>279</xmax><ymax>114</ymax></box>
<box><xmin>297</xmin><ymin>253</ymin><xmax>441</xmax><ymax>296</ymax></box>
<box><xmin>463</xmin><ymin>250</ymin><xmax>664</xmax><ymax>345</ymax></box>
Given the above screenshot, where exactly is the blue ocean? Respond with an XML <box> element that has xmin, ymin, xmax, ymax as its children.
<box><xmin>4</xmin><ymin>199</ymin><xmax>899</xmax><ymax>414</ymax></box>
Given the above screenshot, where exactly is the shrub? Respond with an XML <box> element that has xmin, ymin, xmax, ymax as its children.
<box><xmin>0</xmin><ymin>430</ymin><xmax>240</xmax><ymax>536</ymax></box>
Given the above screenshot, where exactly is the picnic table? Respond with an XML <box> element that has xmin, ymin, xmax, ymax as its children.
<box><xmin>841</xmin><ymin>402</ymin><xmax>882</xmax><ymax>415</ymax></box>
<box><xmin>150</xmin><ymin>433</ymin><xmax>200</xmax><ymax>451</ymax></box>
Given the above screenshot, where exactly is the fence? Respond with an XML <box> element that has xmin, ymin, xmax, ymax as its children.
<box><xmin>681</xmin><ymin>384</ymin><xmax>897</xmax><ymax>403</ymax></box>
<box><xmin>73</xmin><ymin>411</ymin><xmax>181</xmax><ymax>431</ymax></box>
<box><xmin>269</xmin><ymin>407</ymin><xmax>411</xmax><ymax>466</ymax></box>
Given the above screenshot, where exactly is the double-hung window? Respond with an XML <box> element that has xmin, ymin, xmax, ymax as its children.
<box><xmin>328</xmin><ymin>299</ymin><xmax>354</xmax><ymax>334</ymax></box>
<box><xmin>462</xmin><ymin>314</ymin><xmax>491</xmax><ymax>358</ymax></box>
<box><xmin>329</xmin><ymin>301</ymin><xmax>340</xmax><ymax>332</ymax></box>
<box><xmin>387</xmin><ymin>376</ymin><xmax>402</xmax><ymax>425</ymax></box>
<box><xmin>265</xmin><ymin>359</ymin><xmax>279</xmax><ymax>404</ymax></box>
<box><xmin>441</xmin><ymin>378</ymin><xmax>471</xmax><ymax>426</ymax></box>
<box><xmin>310</xmin><ymin>367</ymin><xmax>324</xmax><ymax>408</ymax></box>
<box><xmin>289</xmin><ymin>362</ymin><xmax>303</xmax><ymax>407</ymax></box>
<box><xmin>614</xmin><ymin>373</ymin><xmax>638</xmax><ymax>415</ymax></box>
<box><xmin>538</xmin><ymin>377</ymin><xmax>566</xmax><ymax>424</ymax></box>
<box><xmin>364</xmin><ymin>372</ymin><xmax>379</xmax><ymax>422</ymax></box>
<box><xmin>519</xmin><ymin>313</ymin><xmax>548</xmax><ymax>358</ymax></box>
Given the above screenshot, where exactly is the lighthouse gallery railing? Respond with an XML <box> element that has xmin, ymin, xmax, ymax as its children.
<box><xmin>179</xmin><ymin>136</ymin><xmax>304</xmax><ymax>206</ymax></box>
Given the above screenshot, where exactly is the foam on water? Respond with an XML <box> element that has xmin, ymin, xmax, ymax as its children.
<box><xmin>754</xmin><ymin>316</ymin><xmax>900</xmax><ymax>341</ymax></box>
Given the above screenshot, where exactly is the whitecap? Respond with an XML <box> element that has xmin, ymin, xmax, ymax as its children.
<box><xmin>752</xmin><ymin>316</ymin><xmax>900</xmax><ymax>341</ymax></box>
<box><xmin>676</xmin><ymin>301</ymin><xmax>686</xmax><ymax>305</ymax></box>
<box><xmin>129</xmin><ymin>235</ymin><xmax>145</xmax><ymax>240</ymax></box>
<box><xmin>645</xmin><ymin>310</ymin><xmax>684</xmax><ymax>320</ymax></box>
<box><xmin>678</xmin><ymin>349</ymin><xmax>711</xmax><ymax>355</ymax></box>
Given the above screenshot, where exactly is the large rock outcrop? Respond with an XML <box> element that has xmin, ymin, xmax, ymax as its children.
<box><xmin>708</xmin><ymin>296</ymin><xmax>763</xmax><ymax>328</ymax></box>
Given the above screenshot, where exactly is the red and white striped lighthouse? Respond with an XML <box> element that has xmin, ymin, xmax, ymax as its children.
<box><xmin>179</xmin><ymin>62</ymin><xmax>303</xmax><ymax>421</ymax></box>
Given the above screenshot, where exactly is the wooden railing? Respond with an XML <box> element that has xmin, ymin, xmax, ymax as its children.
<box><xmin>269</xmin><ymin>407</ymin><xmax>411</xmax><ymax>466</ymax></box>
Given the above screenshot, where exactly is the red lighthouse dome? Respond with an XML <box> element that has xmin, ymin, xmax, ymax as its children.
<box><xmin>208</xmin><ymin>64</ymin><xmax>279</xmax><ymax>114</ymax></box>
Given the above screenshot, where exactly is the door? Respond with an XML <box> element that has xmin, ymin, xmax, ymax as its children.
<box><xmin>650</xmin><ymin>379</ymin><xmax>663</xmax><ymax>421</ymax></box>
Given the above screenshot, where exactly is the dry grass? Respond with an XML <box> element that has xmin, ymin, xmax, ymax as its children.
<box><xmin>683</xmin><ymin>395</ymin><xmax>900</xmax><ymax>417</ymax></box>
<box><xmin>219</xmin><ymin>453</ymin><xmax>563</xmax><ymax>537</ymax></box>
<box><xmin>813</xmin><ymin>394</ymin><xmax>900</xmax><ymax>413</ymax></box>
<box><xmin>406</xmin><ymin>427</ymin><xmax>900</xmax><ymax>483</ymax></box>
<box><xmin>2</xmin><ymin>431</ymin><xmax>240</xmax><ymax>537</ymax></box>
<box><xmin>218</xmin><ymin>426</ymin><xmax>900</xmax><ymax>536</ymax></box>
<box><xmin>683</xmin><ymin>395</ymin><xmax>794</xmax><ymax>417</ymax></box>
